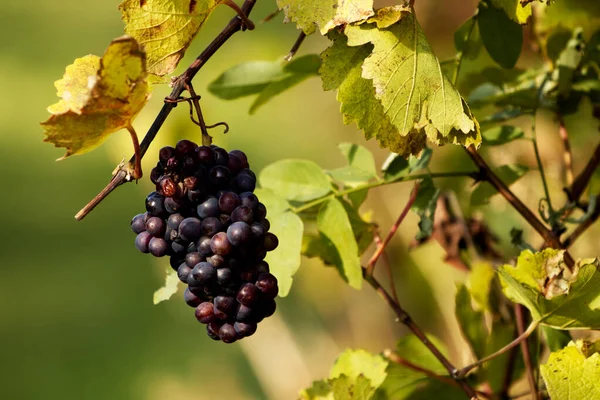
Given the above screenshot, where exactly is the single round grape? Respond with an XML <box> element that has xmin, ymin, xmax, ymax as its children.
<box><xmin>170</xmin><ymin>255</ymin><xmax>184</xmax><ymax>271</ymax></box>
<box><xmin>188</xmin><ymin>285</ymin><xmax>205</xmax><ymax>296</ymax></box>
<box><xmin>240</xmin><ymin>271</ymin><xmax>257</xmax><ymax>282</ymax></box>
<box><xmin>260</xmin><ymin>218</ymin><xmax>270</xmax><ymax>231</ymax></box>
<box><xmin>149</xmin><ymin>237</ymin><xmax>168</xmax><ymax>257</ymax></box>
<box><xmin>176</xmin><ymin>139</ymin><xmax>198</xmax><ymax>155</ymax></box>
<box><xmin>237</xmin><ymin>283</ymin><xmax>259</xmax><ymax>306</ymax></box>
<box><xmin>213</xmin><ymin>306</ymin><xmax>227</xmax><ymax>321</ymax></box>
<box><xmin>239</xmin><ymin>168</ymin><xmax>256</xmax><ymax>181</ymax></box>
<box><xmin>227</xmin><ymin>221</ymin><xmax>252</xmax><ymax>246</ymax></box>
<box><xmin>131</xmin><ymin>213</ymin><xmax>147</xmax><ymax>234</ymax></box>
<box><xmin>195</xmin><ymin>302</ymin><xmax>215</xmax><ymax>324</ymax></box>
<box><xmin>184</xmin><ymin>288</ymin><xmax>202</xmax><ymax>307</ymax></box>
<box><xmin>146</xmin><ymin>192</ymin><xmax>166</xmax><ymax>216</ymax></box>
<box><xmin>187</xmin><ymin>272</ymin><xmax>204</xmax><ymax>288</ymax></box>
<box><xmin>250</xmin><ymin>222</ymin><xmax>265</xmax><ymax>239</ymax></box>
<box><xmin>178</xmin><ymin>218</ymin><xmax>202</xmax><ymax>242</ymax></box>
<box><xmin>157</xmin><ymin>176</ymin><xmax>177</xmax><ymax>197</ymax></box>
<box><xmin>159</xmin><ymin>146</ymin><xmax>176</xmax><ymax>163</ymax></box>
<box><xmin>207</xmin><ymin>254</ymin><xmax>225</xmax><ymax>268</ymax></box>
<box><xmin>213</xmin><ymin>147</ymin><xmax>230</xmax><ymax>166</ymax></box>
<box><xmin>150</xmin><ymin>167</ymin><xmax>162</xmax><ymax>184</ymax></box>
<box><xmin>231</xmin><ymin>206</ymin><xmax>254</xmax><ymax>224</ymax></box>
<box><xmin>233</xmin><ymin>173</ymin><xmax>256</xmax><ymax>193</ymax></box>
<box><xmin>197</xmin><ymin>236</ymin><xmax>213</xmax><ymax>256</ymax></box>
<box><xmin>227</xmin><ymin>153</ymin><xmax>243</xmax><ymax>175</ymax></box>
<box><xmin>219</xmin><ymin>323</ymin><xmax>238</xmax><ymax>343</ymax></box>
<box><xmin>197</xmin><ymin>197</ymin><xmax>219</xmax><ymax>218</ymax></box>
<box><xmin>146</xmin><ymin>217</ymin><xmax>166</xmax><ymax>237</ymax></box>
<box><xmin>214</xmin><ymin>296</ymin><xmax>236</xmax><ymax>314</ymax></box>
<box><xmin>210</xmin><ymin>232</ymin><xmax>232</xmax><ymax>256</ymax></box>
<box><xmin>135</xmin><ymin>231</ymin><xmax>152</xmax><ymax>253</ymax></box>
<box><xmin>229</xmin><ymin>150</ymin><xmax>249</xmax><ymax>169</ymax></box>
<box><xmin>256</xmin><ymin>273</ymin><xmax>279</xmax><ymax>298</ymax></box>
<box><xmin>206</xmin><ymin>322</ymin><xmax>221</xmax><ymax>341</ymax></box>
<box><xmin>234</xmin><ymin>321</ymin><xmax>257</xmax><ymax>338</ymax></box>
<box><xmin>255</xmin><ymin>261</ymin><xmax>270</xmax><ymax>274</ymax></box>
<box><xmin>187</xmin><ymin>189</ymin><xmax>205</xmax><ymax>204</ymax></box>
<box><xmin>177</xmin><ymin>263</ymin><xmax>192</xmax><ymax>283</ymax></box>
<box><xmin>263</xmin><ymin>232</ymin><xmax>279</xmax><ymax>251</ymax></box>
<box><xmin>171</xmin><ymin>240</ymin><xmax>187</xmax><ymax>255</ymax></box>
<box><xmin>256</xmin><ymin>203</ymin><xmax>267</xmax><ymax>220</ymax></box>
<box><xmin>239</xmin><ymin>192</ymin><xmax>259</xmax><ymax>209</ymax></box>
<box><xmin>217</xmin><ymin>267</ymin><xmax>233</xmax><ymax>285</ymax></box>
<box><xmin>196</xmin><ymin>146</ymin><xmax>215</xmax><ymax>165</ymax></box>
<box><xmin>192</xmin><ymin>262</ymin><xmax>216</xmax><ymax>283</ymax></box>
<box><xmin>165</xmin><ymin>156</ymin><xmax>180</xmax><ymax>171</ymax></box>
<box><xmin>185</xmin><ymin>252</ymin><xmax>203</xmax><ymax>268</ymax></box>
<box><xmin>218</xmin><ymin>192</ymin><xmax>240</xmax><ymax>214</ymax></box>
<box><xmin>201</xmin><ymin>217</ymin><xmax>224</xmax><ymax>237</ymax></box>
<box><xmin>236</xmin><ymin>304</ymin><xmax>254</xmax><ymax>322</ymax></box>
<box><xmin>259</xmin><ymin>298</ymin><xmax>277</xmax><ymax>318</ymax></box>
<box><xmin>209</xmin><ymin>166</ymin><xmax>231</xmax><ymax>187</ymax></box>
<box><xmin>182</xmin><ymin>155</ymin><xmax>198</xmax><ymax>171</ymax></box>
<box><xmin>164</xmin><ymin>197</ymin><xmax>186</xmax><ymax>214</ymax></box>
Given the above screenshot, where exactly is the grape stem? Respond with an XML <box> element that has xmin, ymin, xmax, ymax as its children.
<box><xmin>363</xmin><ymin>267</ymin><xmax>480</xmax><ymax>399</ymax></box>
<box><xmin>284</xmin><ymin>31</ymin><xmax>307</xmax><ymax>61</ymax></box>
<box><xmin>515</xmin><ymin>304</ymin><xmax>541</xmax><ymax>400</ymax></box>
<box><xmin>74</xmin><ymin>0</ymin><xmax>257</xmax><ymax>221</ymax></box>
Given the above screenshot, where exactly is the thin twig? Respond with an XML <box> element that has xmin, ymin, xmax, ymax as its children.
<box><xmin>260</xmin><ymin>8</ymin><xmax>281</xmax><ymax>23</ymax></box>
<box><xmin>373</xmin><ymin>231</ymin><xmax>400</xmax><ymax>303</ymax></box>
<box><xmin>284</xmin><ymin>31</ymin><xmax>307</xmax><ymax>61</ymax></box>
<box><xmin>515</xmin><ymin>305</ymin><xmax>540</xmax><ymax>400</ymax></box>
<box><xmin>363</xmin><ymin>267</ymin><xmax>479</xmax><ymax>399</ymax></box>
<box><xmin>499</xmin><ymin>334</ymin><xmax>520</xmax><ymax>399</ymax></box>
<box><xmin>125</xmin><ymin>124</ymin><xmax>142</xmax><ymax>179</ymax></box>
<box><xmin>566</xmin><ymin>140</ymin><xmax>600</xmax><ymax>203</ymax></box>
<box><xmin>557</xmin><ymin>115</ymin><xmax>574</xmax><ymax>186</ymax></box>
<box><xmin>563</xmin><ymin>206</ymin><xmax>600</xmax><ymax>248</ymax></box>
<box><xmin>75</xmin><ymin>0</ymin><xmax>257</xmax><ymax>221</ymax></box>
<box><xmin>366</xmin><ymin>182</ymin><xmax>419</xmax><ymax>277</ymax></box>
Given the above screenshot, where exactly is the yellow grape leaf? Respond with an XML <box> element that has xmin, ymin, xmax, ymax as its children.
<box><xmin>119</xmin><ymin>0</ymin><xmax>222</xmax><ymax>76</ymax></box>
<box><xmin>42</xmin><ymin>36</ymin><xmax>150</xmax><ymax>160</ymax></box>
<box><xmin>490</xmin><ymin>0</ymin><xmax>532</xmax><ymax>24</ymax></box>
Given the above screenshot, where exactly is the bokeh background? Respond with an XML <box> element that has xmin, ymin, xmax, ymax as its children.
<box><xmin>2</xmin><ymin>1</ymin><xmax>598</xmax><ymax>399</ymax></box>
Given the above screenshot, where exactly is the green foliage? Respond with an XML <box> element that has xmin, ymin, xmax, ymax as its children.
<box><xmin>471</xmin><ymin>164</ymin><xmax>529</xmax><ymax>206</ymax></box>
<box><xmin>541</xmin><ymin>340</ymin><xmax>600</xmax><ymax>400</ymax></box>
<box><xmin>478</xmin><ymin>2</ymin><xmax>523</xmax><ymax>69</ymax></box>
<box><xmin>153</xmin><ymin>269</ymin><xmax>180</xmax><ymax>304</ymax></box>
<box><xmin>259</xmin><ymin>159</ymin><xmax>332</xmax><ymax>202</ymax></box>
<box><xmin>455</xmin><ymin>284</ymin><xmax>487</xmax><ymax>358</ymax></box>
<box><xmin>499</xmin><ymin>249</ymin><xmax>600</xmax><ymax>329</ymax></box>
<box><xmin>328</xmin><ymin>143</ymin><xmax>378</xmax><ymax>188</ymax></box>
<box><xmin>411</xmin><ymin>178</ymin><xmax>440</xmax><ymax>241</ymax></box>
<box><xmin>481</xmin><ymin>125</ymin><xmax>524</xmax><ymax>146</ymax></box>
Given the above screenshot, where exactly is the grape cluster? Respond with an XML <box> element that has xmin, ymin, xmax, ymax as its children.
<box><xmin>130</xmin><ymin>140</ymin><xmax>279</xmax><ymax>343</ymax></box>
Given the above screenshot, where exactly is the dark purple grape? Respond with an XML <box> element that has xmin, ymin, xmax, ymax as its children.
<box><xmin>178</xmin><ymin>218</ymin><xmax>202</xmax><ymax>242</ymax></box>
<box><xmin>185</xmin><ymin>252</ymin><xmax>203</xmax><ymax>268</ymax></box>
<box><xmin>192</xmin><ymin>262</ymin><xmax>216</xmax><ymax>283</ymax></box>
<box><xmin>165</xmin><ymin>156</ymin><xmax>180</xmax><ymax>171</ymax></box>
<box><xmin>231</xmin><ymin>206</ymin><xmax>254</xmax><ymax>224</ymax></box>
<box><xmin>196</xmin><ymin>146</ymin><xmax>215</xmax><ymax>165</ymax></box>
<box><xmin>227</xmin><ymin>153</ymin><xmax>243</xmax><ymax>175</ymax></box>
<box><xmin>229</xmin><ymin>150</ymin><xmax>249</xmax><ymax>169</ymax></box>
<box><xmin>197</xmin><ymin>236</ymin><xmax>213</xmax><ymax>256</ymax></box>
<box><xmin>213</xmin><ymin>306</ymin><xmax>228</xmax><ymax>320</ymax></box>
<box><xmin>210</xmin><ymin>232</ymin><xmax>232</xmax><ymax>256</ymax></box>
<box><xmin>167</xmin><ymin>214</ymin><xmax>184</xmax><ymax>229</ymax></box>
<box><xmin>214</xmin><ymin>296</ymin><xmax>236</xmax><ymax>314</ymax></box>
<box><xmin>131</xmin><ymin>213</ymin><xmax>147</xmax><ymax>234</ymax></box>
<box><xmin>233</xmin><ymin>173</ymin><xmax>256</xmax><ymax>193</ymax></box>
<box><xmin>209</xmin><ymin>166</ymin><xmax>231</xmax><ymax>187</ymax></box>
<box><xmin>258</xmin><ymin>298</ymin><xmax>277</xmax><ymax>318</ymax></box>
<box><xmin>260</xmin><ymin>218</ymin><xmax>270</xmax><ymax>231</ymax></box>
<box><xmin>239</xmin><ymin>168</ymin><xmax>256</xmax><ymax>180</ymax></box>
<box><xmin>234</xmin><ymin>322</ymin><xmax>257</xmax><ymax>338</ymax></box>
<box><xmin>171</xmin><ymin>240</ymin><xmax>187</xmax><ymax>255</ymax></box>
<box><xmin>255</xmin><ymin>261</ymin><xmax>270</xmax><ymax>274</ymax></box>
<box><xmin>146</xmin><ymin>192</ymin><xmax>166</xmax><ymax>216</ymax></box>
<box><xmin>159</xmin><ymin>146</ymin><xmax>176</xmax><ymax>163</ymax></box>
<box><xmin>150</xmin><ymin>167</ymin><xmax>162</xmax><ymax>184</ymax></box>
<box><xmin>146</xmin><ymin>217</ymin><xmax>166</xmax><ymax>237</ymax></box>
<box><xmin>217</xmin><ymin>268</ymin><xmax>233</xmax><ymax>285</ymax></box>
<box><xmin>250</xmin><ymin>222</ymin><xmax>265</xmax><ymax>239</ymax></box>
<box><xmin>157</xmin><ymin>176</ymin><xmax>177</xmax><ymax>198</ymax></box>
<box><xmin>263</xmin><ymin>232</ymin><xmax>279</xmax><ymax>251</ymax></box>
<box><xmin>237</xmin><ymin>283</ymin><xmax>259</xmax><ymax>306</ymax></box>
<box><xmin>176</xmin><ymin>139</ymin><xmax>198</xmax><ymax>155</ymax></box>
<box><xmin>206</xmin><ymin>322</ymin><xmax>221</xmax><ymax>341</ymax></box>
<box><xmin>195</xmin><ymin>302</ymin><xmax>215</xmax><ymax>324</ymax></box>
<box><xmin>187</xmin><ymin>273</ymin><xmax>203</xmax><ymax>288</ymax></box>
<box><xmin>219</xmin><ymin>323</ymin><xmax>238</xmax><ymax>343</ymax></box>
<box><xmin>218</xmin><ymin>192</ymin><xmax>240</xmax><ymax>214</ymax></box>
<box><xmin>227</xmin><ymin>221</ymin><xmax>252</xmax><ymax>246</ymax></box>
<box><xmin>240</xmin><ymin>271</ymin><xmax>257</xmax><ymax>282</ymax></box>
<box><xmin>149</xmin><ymin>237</ymin><xmax>168</xmax><ymax>257</ymax></box>
<box><xmin>207</xmin><ymin>254</ymin><xmax>226</xmax><ymax>268</ymax></box>
<box><xmin>236</xmin><ymin>304</ymin><xmax>254</xmax><ymax>322</ymax></box>
<box><xmin>184</xmin><ymin>288</ymin><xmax>202</xmax><ymax>307</ymax></box>
<box><xmin>256</xmin><ymin>273</ymin><xmax>278</xmax><ymax>298</ymax></box>
<box><xmin>164</xmin><ymin>197</ymin><xmax>186</xmax><ymax>214</ymax></box>
<box><xmin>239</xmin><ymin>192</ymin><xmax>259</xmax><ymax>209</ymax></box>
<box><xmin>213</xmin><ymin>147</ymin><xmax>230</xmax><ymax>166</ymax></box>
<box><xmin>182</xmin><ymin>155</ymin><xmax>197</xmax><ymax>171</ymax></box>
<box><xmin>201</xmin><ymin>217</ymin><xmax>224</xmax><ymax>237</ymax></box>
<box><xmin>177</xmin><ymin>263</ymin><xmax>192</xmax><ymax>283</ymax></box>
<box><xmin>197</xmin><ymin>197</ymin><xmax>219</xmax><ymax>218</ymax></box>
<box><xmin>187</xmin><ymin>189</ymin><xmax>205</xmax><ymax>204</ymax></box>
<box><xmin>256</xmin><ymin>203</ymin><xmax>267</xmax><ymax>220</ymax></box>
<box><xmin>135</xmin><ymin>231</ymin><xmax>152</xmax><ymax>253</ymax></box>
<box><xmin>170</xmin><ymin>255</ymin><xmax>184</xmax><ymax>271</ymax></box>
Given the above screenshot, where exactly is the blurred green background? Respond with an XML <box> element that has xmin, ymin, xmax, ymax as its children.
<box><xmin>3</xmin><ymin>1</ymin><xmax>598</xmax><ymax>399</ymax></box>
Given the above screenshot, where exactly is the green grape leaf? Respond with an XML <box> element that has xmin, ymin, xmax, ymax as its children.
<box><xmin>254</xmin><ymin>188</ymin><xmax>291</xmax><ymax>216</ymax></box>
<box><xmin>395</xmin><ymin>334</ymin><xmax>449</xmax><ymax>375</ymax></box>
<box><xmin>207</xmin><ymin>55</ymin><xmax>321</xmax><ymax>113</ymax></box>
<box><xmin>328</xmin><ymin>167</ymin><xmax>375</xmax><ymax>188</ymax></box>
<box><xmin>42</xmin><ymin>36</ymin><xmax>150</xmax><ymax>160</ymax></box>
<box><xmin>482</xmin><ymin>125</ymin><xmax>524</xmax><ymax>146</ymax></box>
<box><xmin>478</xmin><ymin>2</ymin><xmax>523</xmax><ymax>69</ymax></box>
<box><xmin>489</xmin><ymin>0</ymin><xmax>532</xmax><ymax>24</ymax></box>
<box><xmin>411</xmin><ymin>177</ymin><xmax>440</xmax><ymax>241</ymax></box>
<box><xmin>555</xmin><ymin>29</ymin><xmax>586</xmax><ymax>97</ymax></box>
<box><xmin>153</xmin><ymin>268</ymin><xmax>180</xmax><ymax>304</ymax></box>
<box><xmin>277</xmin><ymin>0</ymin><xmax>374</xmax><ymax>35</ymax></box>
<box><xmin>348</xmin><ymin>189</ymin><xmax>369</xmax><ymax>209</ymax></box>
<box><xmin>408</xmin><ymin>148</ymin><xmax>433</xmax><ymax>173</ymax></box>
<box><xmin>470</xmin><ymin>164</ymin><xmax>529</xmax><ymax>207</ymax></box>
<box><xmin>454</xmin><ymin>17</ymin><xmax>482</xmax><ymax>60</ymax></box>
<box><xmin>469</xmin><ymin>261</ymin><xmax>496</xmax><ymax>311</ymax></box>
<box><xmin>331</xmin><ymin>349</ymin><xmax>388</xmax><ymax>386</ymax></box>
<box><xmin>259</xmin><ymin>159</ymin><xmax>332</xmax><ymax>202</ymax></box>
<box><xmin>119</xmin><ymin>0</ymin><xmax>222</xmax><ymax>76</ymax></box>
<box><xmin>302</xmin><ymin>374</ymin><xmax>375</xmax><ymax>400</ymax></box>
<box><xmin>339</xmin><ymin>143</ymin><xmax>377</xmax><ymax>177</ymax></box>
<box><xmin>541</xmin><ymin>340</ymin><xmax>600</xmax><ymax>400</ymax></box>
<box><xmin>541</xmin><ymin>326</ymin><xmax>572</xmax><ymax>352</ymax></box>
<box><xmin>483</xmin><ymin>320</ymin><xmax>523</xmax><ymax>392</ymax></box>
<box><xmin>498</xmin><ymin>249</ymin><xmax>600</xmax><ymax>329</ymax></box>
<box><xmin>320</xmin><ymin>32</ymin><xmax>425</xmax><ymax>158</ymax></box>
<box><xmin>317</xmin><ymin>198</ymin><xmax>363</xmax><ymax>289</ymax></box>
<box><xmin>344</xmin><ymin>8</ymin><xmax>481</xmax><ymax>150</ymax></box>
<box><xmin>381</xmin><ymin>147</ymin><xmax>432</xmax><ymax>182</ymax></box>
<box><xmin>455</xmin><ymin>284</ymin><xmax>487</xmax><ymax>358</ymax></box>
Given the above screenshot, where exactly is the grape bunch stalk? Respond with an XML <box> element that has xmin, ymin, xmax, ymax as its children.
<box><xmin>130</xmin><ymin>140</ymin><xmax>279</xmax><ymax>343</ymax></box>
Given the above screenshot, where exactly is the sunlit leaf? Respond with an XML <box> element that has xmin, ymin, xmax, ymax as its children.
<box><xmin>489</xmin><ymin>0</ymin><xmax>532</xmax><ymax>24</ymax></box>
<box><xmin>153</xmin><ymin>268</ymin><xmax>180</xmax><ymax>304</ymax></box>
<box><xmin>42</xmin><ymin>36</ymin><xmax>150</xmax><ymax>160</ymax></box>
<box><xmin>119</xmin><ymin>0</ymin><xmax>222</xmax><ymax>76</ymax></box>
<box><xmin>259</xmin><ymin>159</ymin><xmax>332</xmax><ymax>202</ymax></box>
<box><xmin>455</xmin><ymin>284</ymin><xmax>487</xmax><ymax>358</ymax></box>
<box><xmin>469</xmin><ymin>261</ymin><xmax>496</xmax><ymax>311</ymax></box>
<box><xmin>498</xmin><ymin>249</ymin><xmax>600</xmax><ymax>329</ymax></box>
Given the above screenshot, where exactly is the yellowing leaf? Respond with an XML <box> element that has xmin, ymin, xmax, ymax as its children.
<box><xmin>277</xmin><ymin>0</ymin><xmax>374</xmax><ymax>35</ymax></box>
<box><xmin>153</xmin><ymin>268</ymin><xmax>180</xmax><ymax>304</ymax></box>
<box><xmin>498</xmin><ymin>249</ymin><xmax>600</xmax><ymax>330</ymax></box>
<box><xmin>42</xmin><ymin>36</ymin><xmax>150</xmax><ymax>160</ymax></box>
<box><xmin>344</xmin><ymin>8</ymin><xmax>481</xmax><ymax>151</ymax></box>
<box><xmin>119</xmin><ymin>0</ymin><xmax>221</xmax><ymax>76</ymax></box>
<box><xmin>541</xmin><ymin>340</ymin><xmax>600</xmax><ymax>400</ymax></box>
<box><xmin>489</xmin><ymin>0</ymin><xmax>532</xmax><ymax>24</ymax></box>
